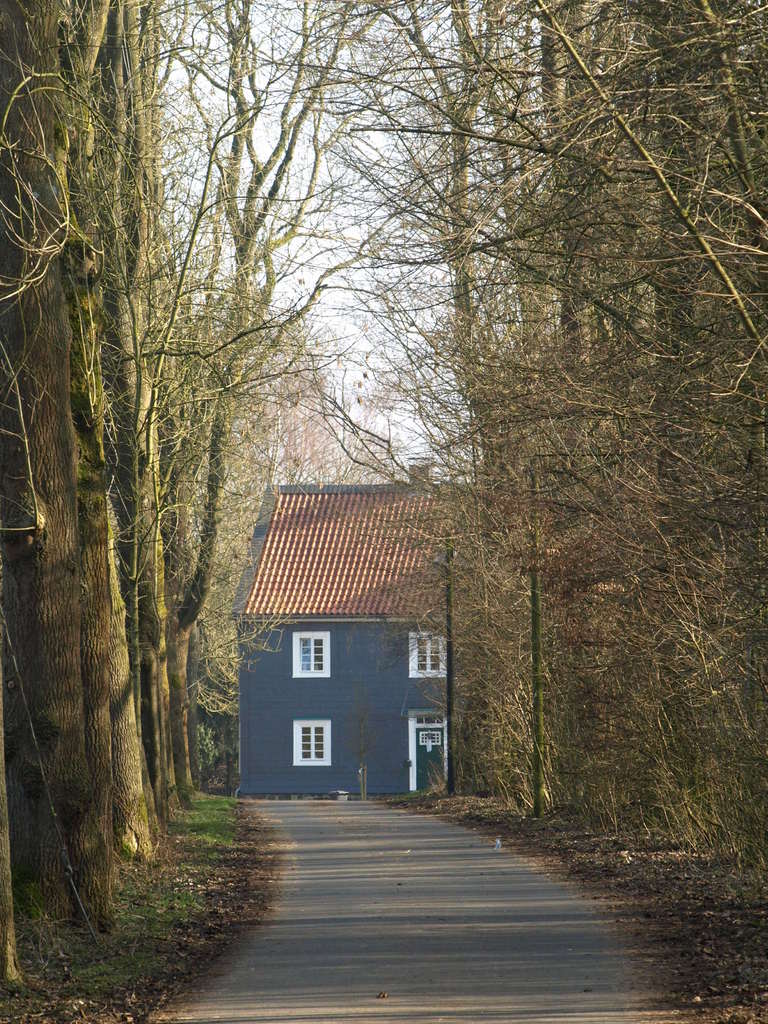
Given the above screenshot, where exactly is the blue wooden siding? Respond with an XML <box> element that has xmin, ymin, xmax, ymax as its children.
<box><xmin>239</xmin><ymin>620</ymin><xmax>444</xmax><ymax>795</ymax></box>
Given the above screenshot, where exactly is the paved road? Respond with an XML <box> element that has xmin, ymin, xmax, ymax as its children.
<box><xmin>159</xmin><ymin>800</ymin><xmax>652</xmax><ymax>1024</ymax></box>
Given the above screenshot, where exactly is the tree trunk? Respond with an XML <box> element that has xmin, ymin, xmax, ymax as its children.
<box><xmin>152</xmin><ymin>529</ymin><xmax>178</xmax><ymax>811</ymax></box>
<box><xmin>0</xmin><ymin>3</ymin><xmax>107</xmax><ymax>921</ymax></box>
<box><xmin>187</xmin><ymin>623</ymin><xmax>200</xmax><ymax>789</ymax></box>
<box><xmin>140</xmin><ymin>632</ymin><xmax>167</xmax><ymax>827</ymax></box>
<box><xmin>167</xmin><ymin>617</ymin><xmax>194</xmax><ymax>804</ymax></box>
<box><xmin>124</xmin><ymin>545</ymin><xmax>158</xmax><ymax>823</ymax></box>
<box><xmin>0</xmin><ymin>632</ymin><xmax>20</xmax><ymax>986</ymax></box>
<box><xmin>108</xmin><ymin>533</ymin><xmax>154</xmax><ymax>858</ymax></box>
<box><xmin>68</xmin><ymin>266</ymin><xmax>114</xmax><ymax>929</ymax></box>
<box><xmin>100</xmin><ymin>0</ymin><xmax>174</xmax><ymax>829</ymax></box>
<box><xmin>136</xmin><ymin>525</ymin><xmax>178</xmax><ymax>822</ymax></box>
<box><xmin>163</xmin><ymin>399</ymin><xmax>229</xmax><ymax>803</ymax></box>
<box><xmin>62</xmin><ymin>0</ymin><xmax>120</xmax><ymax>927</ymax></box>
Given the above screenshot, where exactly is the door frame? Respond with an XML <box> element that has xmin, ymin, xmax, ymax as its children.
<box><xmin>408</xmin><ymin>716</ymin><xmax>447</xmax><ymax>791</ymax></box>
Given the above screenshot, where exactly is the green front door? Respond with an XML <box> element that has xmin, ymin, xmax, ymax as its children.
<box><xmin>415</xmin><ymin>725</ymin><xmax>444</xmax><ymax>790</ymax></box>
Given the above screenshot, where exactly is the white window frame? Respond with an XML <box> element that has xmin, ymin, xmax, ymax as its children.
<box><xmin>293</xmin><ymin>719</ymin><xmax>331</xmax><ymax>766</ymax></box>
<box><xmin>408</xmin><ymin>632</ymin><xmax>445</xmax><ymax>677</ymax></box>
<box><xmin>292</xmin><ymin>631</ymin><xmax>331</xmax><ymax>678</ymax></box>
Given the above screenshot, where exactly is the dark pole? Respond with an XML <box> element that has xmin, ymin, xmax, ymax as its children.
<box><xmin>528</xmin><ymin>463</ymin><xmax>546</xmax><ymax>817</ymax></box>
<box><xmin>445</xmin><ymin>538</ymin><xmax>455</xmax><ymax>795</ymax></box>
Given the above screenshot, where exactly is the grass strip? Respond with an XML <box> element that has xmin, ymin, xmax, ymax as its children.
<box><xmin>0</xmin><ymin>794</ymin><xmax>279</xmax><ymax>1024</ymax></box>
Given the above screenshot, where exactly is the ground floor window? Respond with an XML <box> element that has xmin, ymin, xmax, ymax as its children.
<box><xmin>293</xmin><ymin>719</ymin><xmax>331</xmax><ymax>766</ymax></box>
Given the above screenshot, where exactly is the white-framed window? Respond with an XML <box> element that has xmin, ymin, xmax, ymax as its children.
<box><xmin>292</xmin><ymin>719</ymin><xmax>331</xmax><ymax>766</ymax></box>
<box><xmin>409</xmin><ymin>632</ymin><xmax>445</xmax><ymax>677</ymax></box>
<box><xmin>418</xmin><ymin>729</ymin><xmax>442</xmax><ymax>747</ymax></box>
<box><xmin>292</xmin><ymin>631</ymin><xmax>330</xmax><ymax>678</ymax></box>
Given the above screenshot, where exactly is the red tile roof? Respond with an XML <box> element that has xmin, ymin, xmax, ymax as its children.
<box><xmin>242</xmin><ymin>486</ymin><xmax>437</xmax><ymax>618</ymax></box>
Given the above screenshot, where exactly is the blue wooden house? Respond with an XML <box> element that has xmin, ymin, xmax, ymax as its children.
<box><xmin>235</xmin><ymin>485</ymin><xmax>447</xmax><ymax>795</ymax></box>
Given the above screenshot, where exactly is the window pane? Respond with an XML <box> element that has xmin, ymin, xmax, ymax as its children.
<box><xmin>301</xmin><ymin>726</ymin><xmax>312</xmax><ymax>758</ymax></box>
<box><xmin>417</xmin><ymin>637</ymin><xmax>428</xmax><ymax>671</ymax></box>
<box><xmin>313</xmin><ymin>638</ymin><xmax>324</xmax><ymax>672</ymax></box>
<box><xmin>300</xmin><ymin>638</ymin><xmax>311</xmax><ymax>672</ymax></box>
<box><xmin>429</xmin><ymin>641</ymin><xmax>441</xmax><ymax>671</ymax></box>
<box><xmin>314</xmin><ymin>726</ymin><xmax>324</xmax><ymax>759</ymax></box>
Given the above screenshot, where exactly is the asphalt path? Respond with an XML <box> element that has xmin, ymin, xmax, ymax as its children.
<box><xmin>159</xmin><ymin>800</ymin><xmax>652</xmax><ymax>1024</ymax></box>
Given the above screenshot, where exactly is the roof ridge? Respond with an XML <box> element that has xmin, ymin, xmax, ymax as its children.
<box><xmin>277</xmin><ymin>483</ymin><xmax>409</xmax><ymax>495</ymax></box>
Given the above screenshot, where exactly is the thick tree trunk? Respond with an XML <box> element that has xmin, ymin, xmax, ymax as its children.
<box><xmin>63</xmin><ymin>0</ymin><xmax>118</xmax><ymax>927</ymax></box>
<box><xmin>108</xmin><ymin>534</ymin><xmax>154</xmax><ymax>857</ymax></box>
<box><xmin>69</xmin><ymin>276</ymin><xmax>114</xmax><ymax>928</ymax></box>
<box><xmin>0</xmin><ymin>636</ymin><xmax>20</xmax><ymax>986</ymax></box>
<box><xmin>0</xmin><ymin>3</ymin><xmax>106</xmax><ymax>921</ymax></box>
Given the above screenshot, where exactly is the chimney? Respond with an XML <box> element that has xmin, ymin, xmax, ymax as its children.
<box><xmin>407</xmin><ymin>459</ymin><xmax>434</xmax><ymax>487</ymax></box>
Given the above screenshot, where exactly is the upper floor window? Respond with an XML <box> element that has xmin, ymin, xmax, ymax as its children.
<box><xmin>409</xmin><ymin>632</ymin><xmax>445</xmax><ymax>677</ymax></box>
<box><xmin>292</xmin><ymin>631</ymin><xmax>330</xmax><ymax>678</ymax></box>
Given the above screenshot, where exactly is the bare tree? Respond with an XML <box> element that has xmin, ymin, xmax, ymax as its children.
<box><xmin>336</xmin><ymin>0</ymin><xmax>768</xmax><ymax>861</ymax></box>
<box><xmin>158</xmin><ymin>0</ymin><xmax>362</xmax><ymax>799</ymax></box>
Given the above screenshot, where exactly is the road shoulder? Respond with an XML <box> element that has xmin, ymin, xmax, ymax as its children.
<box><xmin>385</xmin><ymin>794</ymin><xmax>767</xmax><ymax>1024</ymax></box>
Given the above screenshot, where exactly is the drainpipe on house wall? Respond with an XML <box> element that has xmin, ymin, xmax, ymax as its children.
<box><xmin>445</xmin><ymin>538</ymin><xmax>455</xmax><ymax>796</ymax></box>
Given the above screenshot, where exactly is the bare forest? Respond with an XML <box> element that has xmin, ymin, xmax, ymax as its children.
<box><xmin>0</xmin><ymin>0</ymin><xmax>766</xmax><ymax>1003</ymax></box>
